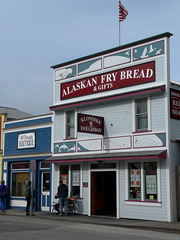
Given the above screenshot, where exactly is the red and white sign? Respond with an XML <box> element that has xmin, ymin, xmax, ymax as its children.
<box><xmin>78</xmin><ymin>113</ymin><xmax>104</xmax><ymax>135</ymax></box>
<box><xmin>170</xmin><ymin>89</ymin><xmax>180</xmax><ymax>119</ymax></box>
<box><xmin>61</xmin><ymin>61</ymin><xmax>155</xmax><ymax>100</ymax></box>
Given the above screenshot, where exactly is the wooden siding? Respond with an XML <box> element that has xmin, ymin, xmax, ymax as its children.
<box><xmin>4</xmin><ymin>127</ymin><xmax>51</xmax><ymax>155</ymax></box>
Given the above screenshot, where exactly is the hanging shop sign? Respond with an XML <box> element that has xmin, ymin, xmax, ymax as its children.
<box><xmin>78</xmin><ymin>113</ymin><xmax>104</xmax><ymax>135</ymax></box>
<box><xmin>170</xmin><ymin>88</ymin><xmax>180</xmax><ymax>119</ymax></box>
<box><xmin>61</xmin><ymin>61</ymin><xmax>155</xmax><ymax>100</ymax></box>
<box><xmin>18</xmin><ymin>132</ymin><xmax>36</xmax><ymax>149</ymax></box>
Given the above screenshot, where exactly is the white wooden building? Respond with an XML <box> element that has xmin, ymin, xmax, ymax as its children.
<box><xmin>47</xmin><ymin>32</ymin><xmax>180</xmax><ymax>222</ymax></box>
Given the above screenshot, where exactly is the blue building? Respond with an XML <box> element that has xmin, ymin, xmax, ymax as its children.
<box><xmin>2</xmin><ymin>113</ymin><xmax>53</xmax><ymax>211</ymax></box>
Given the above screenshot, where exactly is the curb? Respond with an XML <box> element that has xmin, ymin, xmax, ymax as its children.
<box><xmin>3</xmin><ymin>211</ymin><xmax>180</xmax><ymax>234</ymax></box>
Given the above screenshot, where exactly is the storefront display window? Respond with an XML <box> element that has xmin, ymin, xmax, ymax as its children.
<box><xmin>71</xmin><ymin>165</ymin><xmax>80</xmax><ymax>197</ymax></box>
<box><xmin>60</xmin><ymin>165</ymin><xmax>69</xmax><ymax>185</ymax></box>
<box><xmin>144</xmin><ymin>162</ymin><xmax>157</xmax><ymax>201</ymax></box>
<box><xmin>129</xmin><ymin>163</ymin><xmax>141</xmax><ymax>200</ymax></box>
<box><xmin>60</xmin><ymin>165</ymin><xmax>81</xmax><ymax>197</ymax></box>
<box><xmin>11</xmin><ymin>172</ymin><xmax>29</xmax><ymax>197</ymax></box>
<box><xmin>128</xmin><ymin>161</ymin><xmax>158</xmax><ymax>202</ymax></box>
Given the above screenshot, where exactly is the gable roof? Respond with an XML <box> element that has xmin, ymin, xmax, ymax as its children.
<box><xmin>0</xmin><ymin>106</ymin><xmax>33</xmax><ymax>120</ymax></box>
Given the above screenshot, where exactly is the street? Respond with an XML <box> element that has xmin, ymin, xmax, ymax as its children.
<box><xmin>0</xmin><ymin>215</ymin><xmax>180</xmax><ymax>240</ymax></box>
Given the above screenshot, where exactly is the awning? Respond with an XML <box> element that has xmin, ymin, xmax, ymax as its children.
<box><xmin>46</xmin><ymin>150</ymin><xmax>167</xmax><ymax>163</ymax></box>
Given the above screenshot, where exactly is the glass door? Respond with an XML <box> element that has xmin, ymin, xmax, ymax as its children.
<box><xmin>41</xmin><ymin>172</ymin><xmax>50</xmax><ymax>211</ymax></box>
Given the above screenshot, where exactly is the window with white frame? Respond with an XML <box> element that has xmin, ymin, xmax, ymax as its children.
<box><xmin>128</xmin><ymin>161</ymin><xmax>158</xmax><ymax>202</ymax></box>
<box><xmin>11</xmin><ymin>162</ymin><xmax>30</xmax><ymax>197</ymax></box>
<box><xmin>71</xmin><ymin>165</ymin><xmax>80</xmax><ymax>197</ymax></box>
<box><xmin>129</xmin><ymin>163</ymin><xmax>141</xmax><ymax>200</ymax></box>
<box><xmin>144</xmin><ymin>162</ymin><xmax>157</xmax><ymax>201</ymax></box>
<box><xmin>65</xmin><ymin>110</ymin><xmax>75</xmax><ymax>139</ymax></box>
<box><xmin>60</xmin><ymin>164</ymin><xmax>81</xmax><ymax>198</ymax></box>
<box><xmin>135</xmin><ymin>98</ymin><xmax>148</xmax><ymax>131</ymax></box>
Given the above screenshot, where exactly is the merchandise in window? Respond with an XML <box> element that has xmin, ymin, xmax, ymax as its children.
<box><xmin>129</xmin><ymin>163</ymin><xmax>141</xmax><ymax>200</ymax></box>
<box><xmin>11</xmin><ymin>172</ymin><xmax>29</xmax><ymax>197</ymax></box>
<box><xmin>144</xmin><ymin>162</ymin><xmax>157</xmax><ymax>201</ymax></box>
<box><xmin>71</xmin><ymin>165</ymin><xmax>80</xmax><ymax>197</ymax></box>
<box><xmin>60</xmin><ymin>165</ymin><xmax>69</xmax><ymax>185</ymax></box>
<box><xmin>66</xmin><ymin>110</ymin><xmax>75</xmax><ymax>139</ymax></box>
<box><xmin>135</xmin><ymin>98</ymin><xmax>148</xmax><ymax>131</ymax></box>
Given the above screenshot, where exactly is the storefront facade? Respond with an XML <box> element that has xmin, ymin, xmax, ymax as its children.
<box><xmin>0</xmin><ymin>113</ymin><xmax>7</xmax><ymax>181</ymax></box>
<box><xmin>2</xmin><ymin>114</ymin><xmax>53</xmax><ymax>211</ymax></box>
<box><xmin>48</xmin><ymin>32</ymin><xmax>180</xmax><ymax>222</ymax></box>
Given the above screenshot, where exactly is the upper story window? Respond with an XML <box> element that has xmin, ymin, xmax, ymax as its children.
<box><xmin>65</xmin><ymin>110</ymin><xmax>75</xmax><ymax>139</ymax></box>
<box><xmin>135</xmin><ymin>98</ymin><xmax>148</xmax><ymax>132</ymax></box>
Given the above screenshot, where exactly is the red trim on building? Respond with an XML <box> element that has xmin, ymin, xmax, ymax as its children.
<box><xmin>46</xmin><ymin>150</ymin><xmax>167</xmax><ymax>163</ymax></box>
<box><xmin>50</xmin><ymin>85</ymin><xmax>166</xmax><ymax>111</ymax></box>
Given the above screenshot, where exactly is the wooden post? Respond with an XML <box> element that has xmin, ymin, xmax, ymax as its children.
<box><xmin>30</xmin><ymin>160</ymin><xmax>36</xmax><ymax>216</ymax></box>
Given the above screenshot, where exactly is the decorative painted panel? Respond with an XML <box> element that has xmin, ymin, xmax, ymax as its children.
<box><xmin>54</xmin><ymin>141</ymin><xmax>76</xmax><ymax>153</ymax></box>
<box><xmin>133</xmin><ymin>133</ymin><xmax>166</xmax><ymax>148</ymax></box>
<box><xmin>55</xmin><ymin>65</ymin><xmax>76</xmax><ymax>81</ymax></box>
<box><xmin>104</xmin><ymin>50</ymin><xmax>131</xmax><ymax>68</ymax></box>
<box><xmin>78</xmin><ymin>58</ymin><xmax>102</xmax><ymax>75</ymax></box>
<box><xmin>133</xmin><ymin>40</ymin><xmax>164</xmax><ymax>61</ymax></box>
<box><xmin>78</xmin><ymin>139</ymin><xmax>102</xmax><ymax>152</ymax></box>
<box><xmin>104</xmin><ymin>136</ymin><xmax>131</xmax><ymax>150</ymax></box>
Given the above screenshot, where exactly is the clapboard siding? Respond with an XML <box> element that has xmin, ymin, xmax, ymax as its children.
<box><xmin>4</xmin><ymin>127</ymin><xmax>51</xmax><ymax>155</ymax></box>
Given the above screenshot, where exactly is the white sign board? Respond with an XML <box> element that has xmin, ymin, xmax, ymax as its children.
<box><xmin>18</xmin><ymin>132</ymin><xmax>35</xmax><ymax>149</ymax></box>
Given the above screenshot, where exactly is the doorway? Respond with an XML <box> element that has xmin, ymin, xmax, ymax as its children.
<box><xmin>91</xmin><ymin>171</ymin><xmax>116</xmax><ymax>217</ymax></box>
<box><xmin>41</xmin><ymin>172</ymin><xmax>50</xmax><ymax>211</ymax></box>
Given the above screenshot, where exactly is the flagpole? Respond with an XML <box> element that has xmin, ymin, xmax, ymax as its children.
<box><xmin>119</xmin><ymin>20</ymin><xmax>121</xmax><ymax>46</ymax></box>
<box><xmin>118</xmin><ymin>0</ymin><xmax>128</xmax><ymax>47</ymax></box>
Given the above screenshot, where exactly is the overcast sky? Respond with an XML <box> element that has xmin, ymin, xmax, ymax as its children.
<box><xmin>0</xmin><ymin>0</ymin><xmax>179</xmax><ymax>115</ymax></box>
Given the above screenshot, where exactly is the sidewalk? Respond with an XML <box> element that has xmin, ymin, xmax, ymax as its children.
<box><xmin>3</xmin><ymin>209</ymin><xmax>180</xmax><ymax>233</ymax></box>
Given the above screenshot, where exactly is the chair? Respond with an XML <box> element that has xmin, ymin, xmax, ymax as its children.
<box><xmin>68</xmin><ymin>198</ymin><xmax>76</xmax><ymax>214</ymax></box>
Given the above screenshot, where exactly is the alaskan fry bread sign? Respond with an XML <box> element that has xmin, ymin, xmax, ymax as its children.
<box><xmin>61</xmin><ymin>61</ymin><xmax>155</xmax><ymax>100</ymax></box>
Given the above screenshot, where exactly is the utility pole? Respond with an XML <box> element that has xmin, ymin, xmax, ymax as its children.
<box><xmin>30</xmin><ymin>160</ymin><xmax>36</xmax><ymax>216</ymax></box>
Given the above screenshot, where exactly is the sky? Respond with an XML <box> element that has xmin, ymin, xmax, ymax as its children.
<box><xmin>0</xmin><ymin>0</ymin><xmax>180</xmax><ymax>116</ymax></box>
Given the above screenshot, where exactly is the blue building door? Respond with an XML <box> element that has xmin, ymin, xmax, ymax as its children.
<box><xmin>41</xmin><ymin>172</ymin><xmax>50</xmax><ymax>211</ymax></box>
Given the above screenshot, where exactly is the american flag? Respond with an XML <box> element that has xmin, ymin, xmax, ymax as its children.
<box><xmin>119</xmin><ymin>0</ymin><xmax>128</xmax><ymax>22</ymax></box>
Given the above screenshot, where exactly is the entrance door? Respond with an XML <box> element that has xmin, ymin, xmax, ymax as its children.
<box><xmin>91</xmin><ymin>172</ymin><xmax>105</xmax><ymax>215</ymax></box>
<box><xmin>91</xmin><ymin>171</ymin><xmax>116</xmax><ymax>216</ymax></box>
<box><xmin>41</xmin><ymin>172</ymin><xmax>50</xmax><ymax>211</ymax></box>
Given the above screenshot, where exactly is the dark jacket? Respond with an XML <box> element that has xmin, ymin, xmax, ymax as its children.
<box><xmin>25</xmin><ymin>184</ymin><xmax>37</xmax><ymax>199</ymax></box>
<box><xmin>58</xmin><ymin>183</ymin><xmax>68</xmax><ymax>198</ymax></box>
<box><xmin>0</xmin><ymin>184</ymin><xmax>7</xmax><ymax>198</ymax></box>
<box><xmin>25</xmin><ymin>184</ymin><xmax>31</xmax><ymax>199</ymax></box>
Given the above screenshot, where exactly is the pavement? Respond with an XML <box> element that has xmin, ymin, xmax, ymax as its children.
<box><xmin>2</xmin><ymin>209</ymin><xmax>180</xmax><ymax>234</ymax></box>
